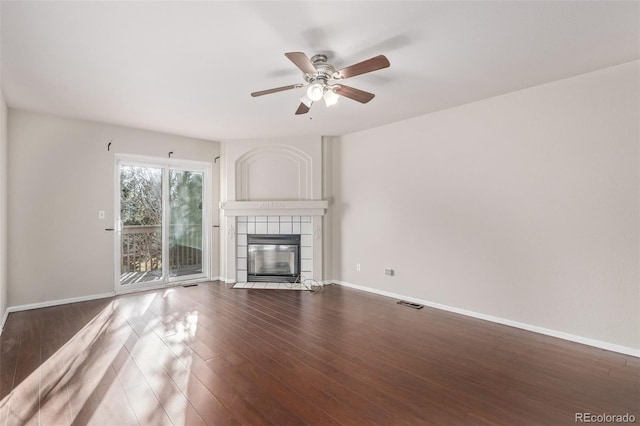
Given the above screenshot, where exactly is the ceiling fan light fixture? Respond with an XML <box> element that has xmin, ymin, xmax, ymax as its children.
<box><xmin>323</xmin><ymin>88</ymin><xmax>339</xmax><ymax>107</ymax></box>
<box><xmin>299</xmin><ymin>94</ymin><xmax>313</xmax><ymax>108</ymax></box>
<box><xmin>306</xmin><ymin>82</ymin><xmax>325</xmax><ymax>102</ymax></box>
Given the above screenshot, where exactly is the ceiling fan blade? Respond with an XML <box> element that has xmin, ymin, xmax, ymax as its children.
<box><xmin>251</xmin><ymin>84</ymin><xmax>301</xmax><ymax>97</ymax></box>
<box><xmin>295</xmin><ymin>102</ymin><xmax>311</xmax><ymax>115</ymax></box>
<box><xmin>334</xmin><ymin>55</ymin><xmax>390</xmax><ymax>79</ymax></box>
<box><xmin>334</xmin><ymin>85</ymin><xmax>375</xmax><ymax>104</ymax></box>
<box><xmin>285</xmin><ymin>52</ymin><xmax>316</xmax><ymax>75</ymax></box>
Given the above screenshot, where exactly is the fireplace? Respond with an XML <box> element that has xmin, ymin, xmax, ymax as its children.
<box><xmin>221</xmin><ymin>203</ymin><xmax>327</xmax><ymax>284</ymax></box>
<box><xmin>247</xmin><ymin>234</ymin><xmax>301</xmax><ymax>282</ymax></box>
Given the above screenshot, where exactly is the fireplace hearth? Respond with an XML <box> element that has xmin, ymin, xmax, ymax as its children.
<box><xmin>247</xmin><ymin>234</ymin><xmax>301</xmax><ymax>282</ymax></box>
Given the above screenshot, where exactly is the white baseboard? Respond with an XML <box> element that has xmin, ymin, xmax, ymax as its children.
<box><xmin>333</xmin><ymin>280</ymin><xmax>640</xmax><ymax>358</ymax></box>
<box><xmin>3</xmin><ymin>280</ymin><xmax>635</xmax><ymax>357</ymax></box>
<box><xmin>6</xmin><ymin>292</ymin><xmax>116</xmax><ymax>314</ymax></box>
<box><xmin>1</xmin><ymin>291</ymin><xmax>117</xmax><ymax>331</ymax></box>
<box><xmin>0</xmin><ymin>308</ymin><xmax>9</xmax><ymax>334</ymax></box>
<box><xmin>0</xmin><ymin>278</ymin><xmax>220</xmax><ymax>335</ymax></box>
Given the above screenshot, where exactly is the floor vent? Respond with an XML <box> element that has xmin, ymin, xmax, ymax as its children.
<box><xmin>397</xmin><ymin>300</ymin><xmax>424</xmax><ymax>309</ymax></box>
<box><xmin>183</xmin><ymin>284</ymin><xmax>198</xmax><ymax>288</ymax></box>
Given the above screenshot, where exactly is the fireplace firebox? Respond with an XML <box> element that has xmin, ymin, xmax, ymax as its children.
<box><xmin>247</xmin><ymin>234</ymin><xmax>301</xmax><ymax>282</ymax></box>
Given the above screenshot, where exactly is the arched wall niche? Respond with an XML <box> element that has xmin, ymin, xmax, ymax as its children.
<box><xmin>235</xmin><ymin>145</ymin><xmax>312</xmax><ymax>201</ymax></box>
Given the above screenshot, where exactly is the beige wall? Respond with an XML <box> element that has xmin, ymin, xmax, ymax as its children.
<box><xmin>330</xmin><ymin>61</ymin><xmax>639</xmax><ymax>350</ymax></box>
<box><xmin>7</xmin><ymin>110</ymin><xmax>220</xmax><ymax>307</ymax></box>
<box><xmin>0</xmin><ymin>0</ymin><xmax>7</xmax><ymax>324</ymax></box>
<box><xmin>0</xmin><ymin>91</ymin><xmax>7</xmax><ymax>325</ymax></box>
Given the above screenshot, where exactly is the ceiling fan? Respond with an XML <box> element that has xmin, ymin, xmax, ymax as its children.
<box><xmin>251</xmin><ymin>52</ymin><xmax>390</xmax><ymax>115</ymax></box>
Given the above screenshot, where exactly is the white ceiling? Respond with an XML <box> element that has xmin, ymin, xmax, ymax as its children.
<box><xmin>1</xmin><ymin>1</ymin><xmax>638</xmax><ymax>141</ymax></box>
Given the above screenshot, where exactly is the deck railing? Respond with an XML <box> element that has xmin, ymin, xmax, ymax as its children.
<box><xmin>121</xmin><ymin>224</ymin><xmax>202</xmax><ymax>274</ymax></box>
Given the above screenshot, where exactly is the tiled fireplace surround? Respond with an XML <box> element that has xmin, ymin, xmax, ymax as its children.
<box><xmin>235</xmin><ymin>215</ymin><xmax>313</xmax><ymax>283</ymax></box>
<box><xmin>220</xmin><ymin>201</ymin><xmax>327</xmax><ymax>284</ymax></box>
<box><xmin>219</xmin><ymin>138</ymin><xmax>327</xmax><ymax>284</ymax></box>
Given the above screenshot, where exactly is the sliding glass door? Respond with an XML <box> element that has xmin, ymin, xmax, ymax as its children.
<box><xmin>169</xmin><ymin>169</ymin><xmax>204</xmax><ymax>278</ymax></box>
<box><xmin>119</xmin><ymin>164</ymin><xmax>164</xmax><ymax>286</ymax></box>
<box><xmin>115</xmin><ymin>156</ymin><xmax>210</xmax><ymax>292</ymax></box>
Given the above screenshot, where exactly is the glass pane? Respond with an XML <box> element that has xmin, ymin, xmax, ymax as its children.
<box><xmin>169</xmin><ymin>170</ymin><xmax>203</xmax><ymax>277</ymax></box>
<box><xmin>119</xmin><ymin>165</ymin><xmax>163</xmax><ymax>284</ymax></box>
<box><xmin>248</xmin><ymin>245</ymin><xmax>297</xmax><ymax>275</ymax></box>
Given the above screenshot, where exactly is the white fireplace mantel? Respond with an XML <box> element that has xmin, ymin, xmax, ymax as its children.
<box><xmin>219</xmin><ymin>138</ymin><xmax>326</xmax><ymax>283</ymax></box>
<box><xmin>220</xmin><ymin>200</ymin><xmax>328</xmax><ymax>217</ymax></box>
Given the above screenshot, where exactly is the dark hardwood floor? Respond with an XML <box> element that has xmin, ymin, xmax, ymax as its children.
<box><xmin>0</xmin><ymin>281</ymin><xmax>637</xmax><ymax>425</ymax></box>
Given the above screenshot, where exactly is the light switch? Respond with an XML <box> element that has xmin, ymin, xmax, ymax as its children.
<box><xmin>98</xmin><ymin>210</ymin><xmax>105</xmax><ymax>219</ymax></box>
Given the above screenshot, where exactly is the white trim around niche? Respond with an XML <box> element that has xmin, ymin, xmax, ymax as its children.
<box><xmin>235</xmin><ymin>145</ymin><xmax>313</xmax><ymax>201</ymax></box>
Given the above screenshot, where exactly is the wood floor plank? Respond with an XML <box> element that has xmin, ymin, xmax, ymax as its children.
<box><xmin>168</xmin><ymin>286</ymin><xmax>433</xmax><ymax>424</ymax></box>
<box><xmin>0</xmin><ymin>281</ymin><xmax>637</xmax><ymax>426</ymax></box>
<box><xmin>164</xmin><ymin>318</ymin><xmax>368</xmax><ymax>425</ymax></box>
<box><xmin>184</xmin><ymin>285</ymin><xmax>470</xmax><ymax>424</ymax></box>
<box><xmin>140</xmin><ymin>328</ymin><xmax>244</xmax><ymax>425</ymax></box>
<box><xmin>125</xmin><ymin>307</ymin><xmax>257</xmax><ymax>425</ymax></box>
<box><xmin>137</xmin><ymin>298</ymin><xmax>311</xmax><ymax>425</ymax></box>
<box><xmin>237</xmin><ymin>285</ymin><xmax>640</xmax><ymax>417</ymax></box>
<box><xmin>39</xmin><ymin>330</ymin><xmax>73</xmax><ymax>426</ymax></box>
<box><xmin>69</xmin><ymin>364</ymin><xmax>139</xmax><ymax>426</ymax></box>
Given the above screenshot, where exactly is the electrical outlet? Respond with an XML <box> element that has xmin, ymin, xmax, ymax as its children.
<box><xmin>385</xmin><ymin>267</ymin><xmax>394</xmax><ymax>276</ymax></box>
<box><xmin>356</xmin><ymin>263</ymin><xmax>361</xmax><ymax>272</ymax></box>
<box><xmin>98</xmin><ymin>210</ymin><xmax>105</xmax><ymax>220</ymax></box>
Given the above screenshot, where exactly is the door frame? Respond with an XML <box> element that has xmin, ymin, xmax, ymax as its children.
<box><xmin>114</xmin><ymin>154</ymin><xmax>212</xmax><ymax>294</ymax></box>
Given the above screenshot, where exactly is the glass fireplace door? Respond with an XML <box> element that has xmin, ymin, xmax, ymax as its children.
<box><xmin>247</xmin><ymin>235</ymin><xmax>301</xmax><ymax>282</ymax></box>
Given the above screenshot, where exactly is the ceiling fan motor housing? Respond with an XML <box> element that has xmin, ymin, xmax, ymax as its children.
<box><xmin>305</xmin><ymin>55</ymin><xmax>336</xmax><ymax>85</ymax></box>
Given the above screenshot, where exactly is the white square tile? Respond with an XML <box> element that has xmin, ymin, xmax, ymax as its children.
<box><xmin>237</xmin><ymin>246</ymin><xmax>247</xmax><ymax>258</ymax></box>
<box><xmin>292</xmin><ymin>216</ymin><xmax>301</xmax><ymax>223</ymax></box>
<box><xmin>301</xmin><ymin>222</ymin><xmax>312</xmax><ymax>235</ymax></box>
<box><xmin>237</xmin><ymin>258</ymin><xmax>247</xmax><ymax>270</ymax></box>
<box><xmin>279</xmin><ymin>216</ymin><xmax>292</xmax><ymax>222</ymax></box>
<box><xmin>265</xmin><ymin>282</ymin><xmax>279</xmax><ymax>289</ymax></box>
<box><xmin>237</xmin><ymin>271</ymin><xmax>247</xmax><ymax>282</ymax></box>
<box><xmin>247</xmin><ymin>216</ymin><xmax>256</xmax><ymax>223</ymax></box>
<box><xmin>237</xmin><ymin>222</ymin><xmax>247</xmax><ymax>235</ymax></box>
<box><xmin>292</xmin><ymin>222</ymin><xmax>301</xmax><ymax>234</ymax></box>
<box><xmin>268</xmin><ymin>216</ymin><xmax>279</xmax><ymax>223</ymax></box>
<box><xmin>237</xmin><ymin>216</ymin><xmax>247</xmax><ymax>222</ymax></box>
<box><xmin>279</xmin><ymin>222</ymin><xmax>292</xmax><ymax>234</ymax></box>
<box><xmin>247</xmin><ymin>222</ymin><xmax>256</xmax><ymax>234</ymax></box>
<box><xmin>256</xmin><ymin>222</ymin><xmax>268</xmax><ymax>234</ymax></box>
<box><xmin>256</xmin><ymin>216</ymin><xmax>267</xmax><ymax>222</ymax></box>
<box><xmin>237</xmin><ymin>234</ymin><xmax>247</xmax><ymax>246</ymax></box>
<box><xmin>301</xmin><ymin>259</ymin><xmax>312</xmax><ymax>272</ymax></box>
<box><xmin>268</xmin><ymin>222</ymin><xmax>279</xmax><ymax>234</ymax></box>
<box><xmin>301</xmin><ymin>246</ymin><xmax>312</xmax><ymax>260</ymax></box>
<box><xmin>301</xmin><ymin>234</ymin><xmax>312</xmax><ymax>247</ymax></box>
<box><xmin>301</xmin><ymin>216</ymin><xmax>311</xmax><ymax>223</ymax></box>
<box><xmin>252</xmin><ymin>282</ymin><xmax>267</xmax><ymax>289</ymax></box>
